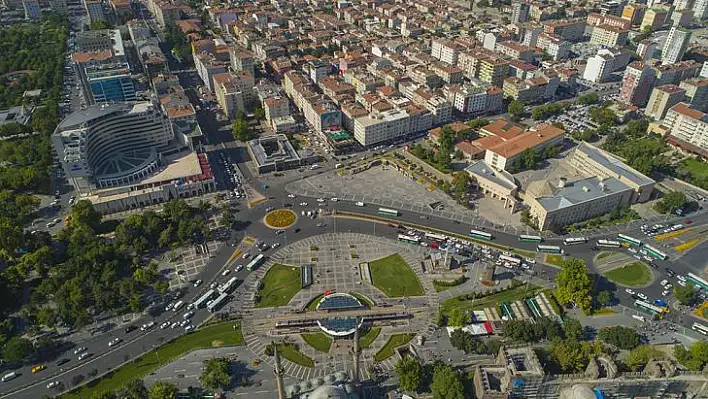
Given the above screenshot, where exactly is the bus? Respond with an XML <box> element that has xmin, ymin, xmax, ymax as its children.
<box><xmin>687</xmin><ymin>273</ymin><xmax>708</xmax><ymax>290</ymax></box>
<box><xmin>518</xmin><ymin>235</ymin><xmax>543</xmax><ymax>243</ymax></box>
<box><xmin>246</xmin><ymin>254</ymin><xmax>265</xmax><ymax>272</ymax></box>
<box><xmin>193</xmin><ymin>289</ymin><xmax>216</xmax><ymax>309</ymax></box>
<box><xmin>617</xmin><ymin>234</ymin><xmax>642</xmax><ymax>247</ymax></box>
<box><xmin>424</xmin><ymin>232</ymin><xmax>447</xmax><ymax>242</ymax></box>
<box><xmin>596</xmin><ymin>239</ymin><xmax>620</xmax><ymax>248</ymax></box>
<box><xmin>634</xmin><ymin>299</ymin><xmax>666</xmax><ymax>318</ymax></box>
<box><xmin>218</xmin><ymin>277</ymin><xmax>238</xmax><ymax>294</ymax></box>
<box><xmin>377</xmin><ymin>208</ymin><xmax>399</xmax><ymax>217</ymax></box>
<box><xmin>499</xmin><ymin>254</ymin><xmax>522</xmax><ymax>266</ymax></box>
<box><xmin>470</xmin><ymin>229</ymin><xmax>493</xmax><ymax>241</ymax></box>
<box><xmin>643</xmin><ymin>244</ymin><xmax>668</xmax><ymax>260</ymax></box>
<box><xmin>537</xmin><ymin>245</ymin><xmax>563</xmax><ymax>254</ymax></box>
<box><xmin>207</xmin><ymin>292</ymin><xmax>229</xmax><ymax>313</ymax></box>
<box><xmin>398</xmin><ymin>234</ymin><xmax>420</xmax><ymax>244</ymax></box>
<box><xmin>692</xmin><ymin>322</ymin><xmax>708</xmax><ymax>335</ymax></box>
<box><xmin>563</xmin><ymin>237</ymin><xmax>587</xmax><ymax>246</ymax></box>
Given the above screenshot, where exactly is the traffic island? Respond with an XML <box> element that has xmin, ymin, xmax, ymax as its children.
<box><xmin>264</xmin><ymin>208</ymin><xmax>297</xmax><ymax>229</ymax></box>
<box><xmin>604</xmin><ymin>262</ymin><xmax>653</xmax><ymax>288</ymax></box>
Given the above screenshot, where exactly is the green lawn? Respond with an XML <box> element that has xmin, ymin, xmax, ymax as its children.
<box><xmin>279</xmin><ymin>342</ymin><xmax>315</xmax><ymax>368</ymax></box>
<box><xmin>678</xmin><ymin>158</ymin><xmax>708</xmax><ymax>181</ymax></box>
<box><xmin>596</xmin><ymin>252</ymin><xmax>615</xmax><ymax>261</ymax></box>
<box><xmin>373</xmin><ymin>333</ymin><xmax>416</xmax><ymax>362</ymax></box>
<box><xmin>349</xmin><ymin>291</ymin><xmax>374</xmax><ymax>307</ymax></box>
<box><xmin>306</xmin><ymin>294</ymin><xmax>324</xmax><ymax>311</ymax></box>
<box><xmin>604</xmin><ymin>262</ymin><xmax>653</xmax><ymax>287</ymax></box>
<box><xmin>301</xmin><ymin>333</ymin><xmax>332</xmax><ymax>353</ymax></box>
<box><xmin>369</xmin><ymin>254</ymin><xmax>424</xmax><ymax>297</ymax></box>
<box><xmin>545</xmin><ymin>254</ymin><xmax>565</xmax><ymax>267</ymax></box>
<box><xmin>359</xmin><ymin>327</ymin><xmax>381</xmax><ymax>349</ymax></box>
<box><xmin>256</xmin><ymin>264</ymin><xmax>302</xmax><ymax>307</ymax></box>
<box><xmin>440</xmin><ymin>284</ymin><xmax>542</xmax><ymax>317</ymax></box>
<box><xmin>63</xmin><ymin>323</ymin><xmax>244</xmax><ymax>398</ymax></box>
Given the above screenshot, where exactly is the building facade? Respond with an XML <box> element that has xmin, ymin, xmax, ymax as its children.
<box><xmin>645</xmin><ymin>84</ymin><xmax>686</xmax><ymax>120</ymax></box>
<box><xmin>662</xmin><ymin>26</ymin><xmax>692</xmax><ymax>65</ymax></box>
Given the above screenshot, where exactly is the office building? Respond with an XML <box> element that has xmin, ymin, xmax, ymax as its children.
<box><xmin>86</xmin><ymin>66</ymin><xmax>135</xmax><ymax>103</ymax></box>
<box><xmin>22</xmin><ymin>0</ymin><xmax>40</xmax><ymax>19</ymax></box>
<box><xmin>662</xmin><ymin>26</ymin><xmax>692</xmax><ymax>65</ymax></box>
<box><xmin>645</xmin><ymin>84</ymin><xmax>686</xmax><ymax>120</ymax></box>
<box><xmin>590</xmin><ymin>24</ymin><xmax>629</xmax><ymax>47</ymax></box>
<box><xmin>618</xmin><ymin>61</ymin><xmax>656</xmax><ymax>106</ymax></box>
<box><xmin>664</xmin><ymin>103</ymin><xmax>708</xmax><ymax>156</ymax></box>
<box><xmin>569</xmin><ymin>142</ymin><xmax>655</xmax><ymax>203</ymax></box>
<box><xmin>484</xmin><ymin>124</ymin><xmax>565</xmax><ymax>171</ymax></box>
<box><xmin>679</xmin><ymin>79</ymin><xmax>708</xmax><ymax>112</ymax></box>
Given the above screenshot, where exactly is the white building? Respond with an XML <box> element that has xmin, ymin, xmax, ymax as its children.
<box><xmin>450</xmin><ymin>85</ymin><xmax>487</xmax><ymax>114</ymax></box>
<box><xmin>662</xmin><ymin>26</ymin><xmax>692</xmax><ymax>65</ymax></box>
<box><xmin>664</xmin><ymin>103</ymin><xmax>708</xmax><ymax>155</ymax></box>
<box><xmin>353</xmin><ymin>108</ymin><xmax>410</xmax><ymax>147</ymax></box>
<box><xmin>583</xmin><ymin>48</ymin><xmax>631</xmax><ymax>83</ymax></box>
<box><xmin>536</xmin><ymin>33</ymin><xmax>570</xmax><ymax>61</ymax></box>
<box><xmin>431</xmin><ymin>39</ymin><xmax>460</xmax><ymax>65</ymax></box>
<box><xmin>701</xmin><ymin>61</ymin><xmax>708</xmax><ymax>78</ymax></box>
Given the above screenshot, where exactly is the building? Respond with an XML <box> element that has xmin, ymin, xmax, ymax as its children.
<box><xmin>51</xmin><ymin>101</ymin><xmax>216</xmax><ymax>211</ymax></box>
<box><xmin>542</xmin><ymin>19</ymin><xmax>586</xmax><ymax>41</ymax></box>
<box><xmin>502</xmin><ymin>75</ymin><xmax>559</xmax><ymax>104</ymax></box>
<box><xmin>86</xmin><ymin>66</ymin><xmax>135</xmax><ymax>103</ymax></box>
<box><xmin>153</xmin><ymin>3</ymin><xmax>180</xmax><ymax>28</ymax></box>
<box><xmin>84</xmin><ymin>0</ymin><xmax>105</xmax><ymax>24</ymax></box>
<box><xmin>679</xmin><ymin>79</ymin><xmax>708</xmax><ymax>112</ymax></box>
<box><xmin>465</xmin><ymin>160</ymin><xmax>519</xmax><ymax>212</ymax></box>
<box><xmin>587</xmin><ymin>12</ymin><xmax>632</xmax><ymax>30</ymax></box>
<box><xmin>583</xmin><ymin>48</ymin><xmax>631</xmax><ymax>83</ymax></box>
<box><xmin>263</xmin><ymin>96</ymin><xmax>290</xmax><ymax>122</ymax></box>
<box><xmin>431</xmin><ymin>39</ymin><xmax>460</xmax><ymax>65</ymax></box>
<box><xmin>655</xmin><ymin>60</ymin><xmax>702</xmax><ymax>86</ymax></box>
<box><xmin>478</xmin><ymin>57</ymin><xmax>510</xmax><ymax>87</ymax></box>
<box><xmin>618</xmin><ymin>61</ymin><xmax>656</xmax><ymax>106</ymax></box>
<box><xmin>694</xmin><ymin>0</ymin><xmax>708</xmax><ymax>20</ymax></box>
<box><xmin>569</xmin><ymin>142</ymin><xmax>655</xmax><ymax>203</ymax></box>
<box><xmin>48</xmin><ymin>0</ymin><xmax>68</xmax><ymax>14</ymax></box>
<box><xmin>495</xmin><ymin>41</ymin><xmax>536</xmax><ymax>63</ymax></box>
<box><xmin>662</xmin><ymin>26</ymin><xmax>692</xmax><ymax>65</ymax></box>
<box><xmin>75</xmin><ymin>30</ymin><xmax>124</xmax><ymax>54</ymax></box>
<box><xmin>640</xmin><ymin>8</ymin><xmax>668</xmax><ymax>32</ymax></box>
<box><xmin>664</xmin><ymin>103</ymin><xmax>708</xmax><ymax>156</ymax></box>
<box><xmin>527</xmin><ymin>176</ymin><xmax>634</xmax><ymax>230</ymax></box>
<box><xmin>622</xmin><ymin>3</ymin><xmax>647</xmax><ymax>25</ymax></box>
<box><xmin>21</xmin><ymin>0</ymin><xmax>40</xmax><ymax>19</ymax></box>
<box><xmin>536</xmin><ymin>33</ymin><xmax>570</xmax><ymax>61</ymax></box>
<box><xmin>670</xmin><ymin>9</ymin><xmax>694</xmax><ymax>27</ymax></box>
<box><xmin>590</xmin><ymin>24</ymin><xmax>629</xmax><ymax>47</ymax></box>
<box><xmin>637</xmin><ymin>40</ymin><xmax>657</xmax><ymax>62</ymax></box>
<box><xmin>512</xmin><ymin>2</ymin><xmax>530</xmax><ymax>23</ymax></box>
<box><xmin>484</xmin><ymin>124</ymin><xmax>565</xmax><ymax>171</ymax></box>
<box><xmin>110</xmin><ymin>0</ymin><xmax>133</xmax><ymax>22</ymax></box>
<box><xmin>193</xmin><ymin>52</ymin><xmax>228</xmax><ymax>91</ymax></box>
<box><xmin>307</xmin><ymin>59</ymin><xmax>330</xmax><ymax>84</ymax></box>
<box><xmin>213</xmin><ymin>71</ymin><xmax>255</xmax><ymax>119</ymax></box>
<box><xmin>703</xmin><ymin>62</ymin><xmax>708</xmax><ymax>78</ymax></box>
<box><xmin>229</xmin><ymin>47</ymin><xmax>255</xmax><ymax>76</ymax></box>
<box><xmin>247</xmin><ymin>134</ymin><xmax>319</xmax><ymax>174</ymax></box>
<box><xmin>353</xmin><ymin>108</ymin><xmax>410</xmax><ymax>147</ymax></box>
<box><xmin>645</xmin><ymin>84</ymin><xmax>686</xmax><ymax>120</ymax></box>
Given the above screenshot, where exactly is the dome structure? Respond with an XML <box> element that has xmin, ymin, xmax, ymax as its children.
<box><xmin>561</xmin><ymin>384</ymin><xmax>596</xmax><ymax>399</ymax></box>
<box><xmin>307</xmin><ymin>385</ymin><xmax>349</xmax><ymax>399</ymax></box>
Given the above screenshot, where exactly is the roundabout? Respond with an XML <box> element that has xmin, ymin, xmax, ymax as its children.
<box><xmin>264</xmin><ymin>208</ymin><xmax>297</xmax><ymax>229</ymax></box>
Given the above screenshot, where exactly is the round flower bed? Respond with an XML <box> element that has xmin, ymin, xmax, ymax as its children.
<box><xmin>264</xmin><ymin>209</ymin><xmax>297</xmax><ymax>228</ymax></box>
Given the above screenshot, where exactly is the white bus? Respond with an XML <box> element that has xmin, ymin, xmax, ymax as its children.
<box><xmin>687</xmin><ymin>273</ymin><xmax>708</xmax><ymax>290</ymax></box>
<box><xmin>218</xmin><ymin>277</ymin><xmax>238</xmax><ymax>294</ymax></box>
<box><xmin>246</xmin><ymin>254</ymin><xmax>265</xmax><ymax>271</ymax></box>
<box><xmin>596</xmin><ymin>239</ymin><xmax>620</xmax><ymax>248</ymax></box>
<box><xmin>193</xmin><ymin>289</ymin><xmax>216</xmax><ymax>309</ymax></box>
<box><xmin>398</xmin><ymin>234</ymin><xmax>420</xmax><ymax>244</ymax></box>
<box><xmin>617</xmin><ymin>234</ymin><xmax>642</xmax><ymax>247</ymax></box>
<box><xmin>518</xmin><ymin>235</ymin><xmax>543</xmax><ymax>242</ymax></box>
<box><xmin>470</xmin><ymin>229</ymin><xmax>493</xmax><ymax>241</ymax></box>
<box><xmin>692</xmin><ymin>322</ymin><xmax>708</xmax><ymax>335</ymax></box>
<box><xmin>537</xmin><ymin>245</ymin><xmax>563</xmax><ymax>254</ymax></box>
<box><xmin>377</xmin><ymin>208</ymin><xmax>399</xmax><ymax>217</ymax></box>
<box><xmin>643</xmin><ymin>244</ymin><xmax>668</xmax><ymax>260</ymax></box>
<box><xmin>499</xmin><ymin>254</ymin><xmax>522</xmax><ymax>266</ymax></box>
<box><xmin>424</xmin><ymin>232</ymin><xmax>447</xmax><ymax>242</ymax></box>
<box><xmin>563</xmin><ymin>237</ymin><xmax>587</xmax><ymax>246</ymax></box>
<box><xmin>207</xmin><ymin>293</ymin><xmax>229</xmax><ymax>313</ymax></box>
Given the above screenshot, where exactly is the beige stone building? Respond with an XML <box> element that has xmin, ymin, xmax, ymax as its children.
<box><xmin>465</xmin><ymin>160</ymin><xmax>519</xmax><ymax>213</ymax></box>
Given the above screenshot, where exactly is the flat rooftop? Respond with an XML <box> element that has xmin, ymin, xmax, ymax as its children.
<box><xmin>536</xmin><ymin>176</ymin><xmax>632</xmax><ymax>212</ymax></box>
<box><xmin>575</xmin><ymin>142</ymin><xmax>655</xmax><ymax>186</ymax></box>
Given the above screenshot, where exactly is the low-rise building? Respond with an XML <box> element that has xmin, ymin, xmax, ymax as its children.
<box><xmin>484</xmin><ymin>123</ymin><xmax>565</xmax><ymax>171</ymax></box>
<box><xmin>542</xmin><ymin>19</ymin><xmax>585</xmax><ymax>41</ymax></box>
<box><xmin>247</xmin><ymin>134</ymin><xmax>319</xmax><ymax>174</ymax></box>
<box><xmin>536</xmin><ymin>33</ymin><xmax>570</xmax><ymax>61</ymax></box>
<box><xmin>495</xmin><ymin>41</ymin><xmax>536</xmax><ymax>63</ymax></box>
<box><xmin>466</xmin><ymin>160</ymin><xmax>519</xmax><ymax>212</ymax></box>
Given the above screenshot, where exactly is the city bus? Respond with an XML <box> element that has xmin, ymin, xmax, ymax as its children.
<box><xmin>563</xmin><ymin>237</ymin><xmax>587</xmax><ymax>246</ymax></box>
<box><xmin>596</xmin><ymin>239</ymin><xmax>621</xmax><ymax>248</ymax></box>
<box><xmin>377</xmin><ymin>208</ymin><xmax>400</xmax><ymax>217</ymax></box>
<box><xmin>687</xmin><ymin>273</ymin><xmax>708</xmax><ymax>290</ymax></box>
<box><xmin>193</xmin><ymin>289</ymin><xmax>216</xmax><ymax>309</ymax></box>
<box><xmin>692</xmin><ymin>322</ymin><xmax>708</xmax><ymax>335</ymax></box>
<box><xmin>499</xmin><ymin>254</ymin><xmax>522</xmax><ymax>266</ymax></box>
<box><xmin>518</xmin><ymin>235</ymin><xmax>543</xmax><ymax>243</ymax></box>
<box><xmin>424</xmin><ymin>232</ymin><xmax>447</xmax><ymax>242</ymax></box>
<box><xmin>207</xmin><ymin>292</ymin><xmax>229</xmax><ymax>313</ymax></box>
<box><xmin>246</xmin><ymin>253</ymin><xmax>265</xmax><ymax>272</ymax></box>
<box><xmin>398</xmin><ymin>234</ymin><xmax>420</xmax><ymax>244</ymax></box>
<box><xmin>218</xmin><ymin>277</ymin><xmax>238</xmax><ymax>294</ymax></box>
<box><xmin>634</xmin><ymin>299</ymin><xmax>666</xmax><ymax>319</ymax></box>
<box><xmin>470</xmin><ymin>229</ymin><xmax>493</xmax><ymax>241</ymax></box>
<box><xmin>617</xmin><ymin>234</ymin><xmax>642</xmax><ymax>247</ymax></box>
<box><xmin>536</xmin><ymin>245</ymin><xmax>563</xmax><ymax>254</ymax></box>
<box><xmin>643</xmin><ymin>244</ymin><xmax>668</xmax><ymax>260</ymax></box>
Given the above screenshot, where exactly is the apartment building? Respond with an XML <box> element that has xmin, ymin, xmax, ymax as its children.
<box><xmin>431</xmin><ymin>39</ymin><xmax>460</xmax><ymax>65</ymax></box>
<box><xmin>583</xmin><ymin>48</ymin><xmax>631</xmax><ymax>83</ymax></box>
<box><xmin>229</xmin><ymin>47</ymin><xmax>255</xmax><ymax>76</ymax></box>
<box><xmin>679</xmin><ymin>78</ymin><xmax>708</xmax><ymax>112</ymax></box>
<box><xmin>213</xmin><ymin>71</ymin><xmax>255</xmax><ymax>119</ymax></box>
<box><xmin>503</xmin><ymin>74</ymin><xmax>559</xmax><ymax>104</ymax></box>
<box><xmin>662</xmin><ymin>26</ymin><xmax>692</xmax><ymax>65</ymax></box>
<box><xmin>495</xmin><ymin>41</ymin><xmax>536</xmax><ymax>63</ymax></box>
<box><xmin>654</xmin><ymin>60</ymin><xmax>701</xmax><ymax>86</ymax></box>
<box><xmin>353</xmin><ymin>108</ymin><xmax>410</xmax><ymax>147</ymax></box>
<box><xmin>542</xmin><ymin>19</ymin><xmax>586</xmax><ymax>41</ymax></box>
<box><xmin>194</xmin><ymin>52</ymin><xmax>228</xmax><ymax>92</ymax></box>
<box><xmin>512</xmin><ymin>2</ymin><xmax>530</xmax><ymax>23</ymax></box>
<box><xmin>664</xmin><ymin>103</ymin><xmax>708</xmax><ymax>156</ymax></box>
<box><xmin>522</xmin><ymin>26</ymin><xmax>545</xmax><ymax>48</ymax></box>
<box><xmin>640</xmin><ymin>8</ymin><xmax>668</xmax><ymax>32</ymax></box>
<box><xmin>430</xmin><ymin>63</ymin><xmax>464</xmax><ymax>84</ymax></box>
<box><xmin>536</xmin><ymin>33</ymin><xmax>570</xmax><ymax>61</ymax></box>
<box><xmin>263</xmin><ymin>96</ymin><xmax>290</xmax><ymax>122</ymax></box>
<box><xmin>484</xmin><ymin>124</ymin><xmax>565</xmax><ymax>171</ymax></box>
<box><xmin>478</xmin><ymin>57</ymin><xmax>510</xmax><ymax>87</ymax></box>
<box><xmin>637</xmin><ymin>40</ymin><xmax>657</xmax><ymax>62</ymax></box>
<box><xmin>587</xmin><ymin>12</ymin><xmax>632</xmax><ymax>30</ymax></box>
<box><xmin>621</xmin><ymin>3</ymin><xmax>646</xmax><ymax>25</ymax></box>
<box><xmin>590</xmin><ymin>24</ymin><xmax>629</xmax><ymax>47</ymax></box>
<box><xmin>618</xmin><ymin>61</ymin><xmax>656</xmax><ymax>106</ymax></box>
<box><xmin>645</xmin><ymin>84</ymin><xmax>687</xmax><ymax>120</ymax></box>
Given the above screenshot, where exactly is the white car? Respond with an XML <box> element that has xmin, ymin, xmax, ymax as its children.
<box><xmin>660</xmin><ymin>279</ymin><xmax>668</xmax><ymax>286</ymax></box>
<box><xmin>678</xmin><ymin>280</ymin><xmax>687</xmax><ymax>287</ymax></box>
<box><xmin>77</xmin><ymin>352</ymin><xmax>91</xmax><ymax>361</ymax></box>
<box><xmin>242</xmin><ymin>253</ymin><xmax>251</xmax><ymax>259</ymax></box>
<box><xmin>235</xmin><ymin>264</ymin><xmax>243</xmax><ymax>272</ymax></box>
<box><xmin>625</xmin><ymin>288</ymin><xmax>635</xmax><ymax>295</ymax></box>
<box><xmin>665</xmin><ymin>284</ymin><xmax>673</xmax><ymax>289</ymax></box>
<box><xmin>73</xmin><ymin>347</ymin><xmax>87</xmax><ymax>355</ymax></box>
<box><xmin>193</xmin><ymin>279</ymin><xmax>202</xmax><ymax>288</ymax></box>
<box><xmin>222</xmin><ymin>269</ymin><xmax>230</xmax><ymax>276</ymax></box>
<box><xmin>160</xmin><ymin>321</ymin><xmax>170</xmax><ymax>329</ymax></box>
<box><xmin>108</xmin><ymin>338</ymin><xmax>121</xmax><ymax>347</ymax></box>
<box><xmin>330</xmin><ymin>197</ymin><xmax>338</xmax><ymax>202</ymax></box>
<box><xmin>637</xmin><ymin>293</ymin><xmax>648</xmax><ymax>300</ymax></box>
<box><xmin>662</xmin><ymin>290</ymin><xmax>670</xmax><ymax>296</ymax></box>
<box><xmin>355</xmin><ymin>201</ymin><xmax>365</xmax><ymax>207</ymax></box>
<box><xmin>299</xmin><ymin>202</ymin><xmax>308</xmax><ymax>206</ymax></box>
<box><xmin>271</xmin><ymin>242</ymin><xmax>280</xmax><ymax>249</ymax></box>
<box><xmin>287</xmin><ymin>194</ymin><xmax>296</xmax><ymax>198</ymax></box>
<box><xmin>185</xmin><ymin>325</ymin><xmax>195</xmax><ymax>332</ymax></box>
<box><xmin>317</xmin><ymin>198</ymin><xmax>325</xmax><ymax>203</ymax></box>
<box><xmin>209</xmin><ymin>282</ymin><xmax>218</xmax><ymax>290</ymax></box>
<box><xmin>47</xmin><ymin>381</ymin><xmax>60</xmax><ymax>389</ymax></box>
<box><xmin>165</xmin><ymin>302</ymin><xmax>174</xmax><ymax>311</ymax></box>
<box><xmin>170</xmin><ymin>322</ymin><xmax>179</xmax><ymax>329</ymax></box>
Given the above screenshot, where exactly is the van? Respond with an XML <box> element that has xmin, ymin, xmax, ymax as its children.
<box><xmin>2</xmin><ymin>372</ymin><xmax>17</xmax><ymax>382</ymax></box>
<box><xmin>355</xmin><ymin>201</ymin><xmax>365</xmax><ymax>207</ymax></box>
<box><xmin>172</xmin><ymin>300</ymin><xmax>185</xmax><ymax>312</ymax></box>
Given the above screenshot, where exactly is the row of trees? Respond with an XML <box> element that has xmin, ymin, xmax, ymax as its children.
<box><xmin>532</xmin><ymin>103</ymin><xmax>569</xmax><ymax>121</ymax></box>
<box><xmin>84</xmin><ymin>380</ymin><xmax>179</xmax><ymax>399</ymax></box>
<box><xmin>394</xmin><ymin>357</ymin><xmax>471</xmax><ymax>398</ymax></box>
<box><xmin>653</xmin><ymin>191</ymin><xmax>688</xmax><ymax>215</ymax></box>
<box><xmin>449</xmin><ymin>329</ymin><xmax>502</xmax><ymax>355</ymax></box>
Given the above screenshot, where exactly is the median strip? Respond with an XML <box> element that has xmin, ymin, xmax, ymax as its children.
<box><xmin>654</xmin><ymin>228</ymin><xmax>692</xmax><ymax>241</ymax></box>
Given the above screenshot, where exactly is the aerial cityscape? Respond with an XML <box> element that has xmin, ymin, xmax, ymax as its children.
<box><xmin>0</xmin><ymin>0</ymin><xmax>708</xmax><ymax>398</ymax></box>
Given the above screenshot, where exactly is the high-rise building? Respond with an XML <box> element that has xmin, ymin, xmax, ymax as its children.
<box><xmin>664</xmin><ymin>103</ymin><xmax>708</xmax><ymax>156</ymax></box>
<box><xmin>512</xmin><ymin>2</ymin><xmax>530</xmax><ymax>23</ymax></box>
<box><xmin>619</xmin><ymin>61</ymin><xmax>656</xmax><ymax>106</ymax></box>
<box><xmin>662</xmin><ymin>26</ymin><xmax>692</xmax><ymax>65</ymax></box>
<box><xmin>645</xmin><ymin>84</ymin><xmax>686</xmax><ymax>120</ymax></box>
<box><xmin>583</xmin><ymin>48</ymin><xmax>631</xmax><ymax>83</ymax></box>
<box><xmin>694</xmin><ymin>0</ymin><xmax>708</xmax><ymax>20</ymax></box>
<box><xmin>679</xmin><ymin>78</ymin><xmax>708</xmax><ymax>112</ymax></box>
<box><xmin>86</xmin><ymin>66</ymin><xmax>135</xmax><ymax>104</ymax></box>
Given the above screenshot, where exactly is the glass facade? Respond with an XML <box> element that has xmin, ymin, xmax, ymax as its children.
<box><xmin>87</xmin><ymin>68</ymin><xmax>135</xmax><ymax>103</ymax></box>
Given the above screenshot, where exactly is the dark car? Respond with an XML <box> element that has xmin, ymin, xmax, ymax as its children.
<box><xmin>293</xmin><ymin>228</ymin><xmax>300</xmax><ymax>233</ymax></box>
<box><xmin>56</xmin><ymin>358</ymin><xmax>70</xmax><ymax>367</ymax></box>
<box><xmin>124</xmin><ymin>325</ymin><xmax>137</xmax><ymax>334</ymax></box>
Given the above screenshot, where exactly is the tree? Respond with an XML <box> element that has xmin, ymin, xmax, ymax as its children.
<box><xmin>597</xmin><ymin>290</ymin><xmax>613</xmax><ymax>307</ymax></box>
<box><xmin>675</xmin><ymin>282</ymin><xmax>697</xmax><ymax>305</ymax></box>
<box><xmin>448</xmin><ymin>308</ymin><xmax>470</xmax><ymax>327</ymax></box>
<box><xmin>654</xmin><ymin>191</ymin><xmax>687</xmax><ymax>214</ymax></box>
<box><xmin>430</xmin><ymin>364</ymin><xmax>465</xmax><ymax>399</ymax></box>
<box><xmin>508</xmin><ymin>100</ymin><xmax>524</xmax><ymax>121</ymax></box>
<box><xmin>2</xmin><ymin>336</ymin><xmax>34</xmax><ymax>363</ymax></box>
<box><xmin>562</xmin><ymin>318</ymin><xmax>583</xmax><ymax>341</ymax></box>
<box><xmin>588</xmin><ymin>106</ymin><xmax>617</xmax><ymax>126</ymax></box>
<box><xmin>554</xmin><ymin>258</ymin><xmax>593</xmax><ymax>312</ymax></box>
<box><xmin>394</xmin><ymin>356</ymin><xmax>422</xmax><ymax>392</ymax></box>
<box><xmin>438</xmin><ymin>126</ymin><xmax>456</xmax><ymax>153</ymax></box>
<box><xmin>117</xmin><ymin>379</ymin><xmax>148</xmax><ymax>399</ymax></box>
<box><xmin>232</xmin><ymin>118</ymin><xmax>253</xmax><ymax>142</ymax></box>
<box><xmin>597</xmin><ymin>326</ymin><xmax>640</xmax><ymax>350</ymax></box>
<box><xmin>200</xmin><ymin>357</ymin><xmax>231</xmax><ymax>390</ymax></box>
<box><xmin>68</xmin><ymin>200</ymin><xmax>102</xmax><ymax>232</ymax></box>
<box><xmin>624</xmin><ymin>345</ymin><xmax>662</xmax><ymax>371</ymax></box>
<box><xmin>90</xmin><ymin>390</ymin><xmax>116</xmax><ymax>399</ymax></box>
<box><xmin>576</xmin><ymin>92</ymin><xmax>599</xmax><ymax>105</ymax></box>
<box><xmin>148</xmin><ymin>381</ymin><xmax>179</xmax><ymax>399</ymax></box>
<box><xmin>253</xmin><ymin>107</ymin><xmax>265</xmax><ymax>121</ymax></box>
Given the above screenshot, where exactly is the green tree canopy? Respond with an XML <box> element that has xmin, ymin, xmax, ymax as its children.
<box><xmin>448</xmin><ymin>308</ymin><xmax>470</xmax><ymax>327</ymax></box>
<box><xmin>674</xmin><ymin>282</ymin><xmax>697</xmax><ymax>305</ymax></box>
<box><xmin>596</xmin><ymin>290</ymin><xmax>613</xmax><ymax>306</ymax></box>
<box><xmin>624</xmin><ymin>345</ymin><xmax>662</xmax><ymax>371</ymax></box>
<box><xmin>654</xmin><ymin>191</ymin><xmax>687</xmax><ymax>214</ymax></box>
<box><xmin>507</xmin><ymin>100</ymin><xmax>524</xmax><ymax>121</ymax></box>
<box><xmin>200</xmin><ymin>357</ymin><xmax>231</xmax><ymax>390</ymax></box>
<box><xmin>148</xmin><ymin>381</ymin><xmax>179</xmax><ymax>399</ymax></box>
<box><xmin>394</xmin><ymin>356</ymin><xmax>422</xmax><ymax>392</ymax></box>
<box><xmin>597</xmin><ymin>326</ymin><xmax>640</xmax><ymax>350</ymax></box>
<box><xmin>2</xmin><ymin>336</ymin><xmax>34</xmax><ymax>363</ymax></box>
<box><xmin>554</xmin><ymin>258</ymin><xmax>593</xmax><ymax>312</ymax></box>
<box><xmin>430</xmin><ymin>364</ymin><xmax>465</xmax><ymax>399</ymax></box>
